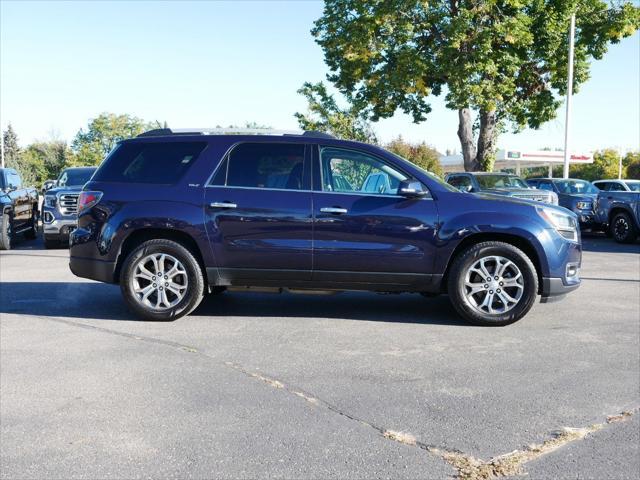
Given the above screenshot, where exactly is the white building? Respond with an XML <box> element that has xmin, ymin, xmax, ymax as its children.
<box><xmin>440</xmin><ymin>149</ymin><xmax>593</xmax><ymax>176</ymax></box>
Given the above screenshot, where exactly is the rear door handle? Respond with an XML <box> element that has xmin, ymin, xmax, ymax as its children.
<box><xmin>209</xmin><ymin>202</ymin><xmax>237</xmax><ymax>209</ymax></box>
<box><xmin>320</xmin><ymin>207</ymin><xmax>348</xmax><ymax>214</ymax></box>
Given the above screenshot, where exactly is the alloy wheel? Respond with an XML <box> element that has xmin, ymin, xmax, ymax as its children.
<box><xmin>614</xmin><ymin>217</ymin><xmax>629</xmax><ymax>241</ymax></box>
<box><xmin>464</xmin><ymin>255</ymin><xmax>524</xmax><ymax>315</ymax></box>
<box><xmin>131</xmin><ymin>253</ymin><xmax>189</xmax><ymax>310</ymax></box>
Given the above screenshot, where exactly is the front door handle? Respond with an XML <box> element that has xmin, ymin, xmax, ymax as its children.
<box><xmin>320</xmin><ymin>207</ymin><xmax>348</xmax><ymax>214</ymax></box>
<box><xmin>210</xmin><ymin>202</ymin><xmax>237</xmax><ymax>209</ymax></box>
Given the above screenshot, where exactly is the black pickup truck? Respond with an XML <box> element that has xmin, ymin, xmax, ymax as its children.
<box><xmin>0</xmin><ymin>168</ymin><xmax>39</xmax><ymax>250</ymax></box>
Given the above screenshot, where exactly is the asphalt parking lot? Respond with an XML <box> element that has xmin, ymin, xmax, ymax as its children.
<box><xmin>1</xmin><ymin>234</ymin><xmax>639</xmax><ymax>479</ymax></box>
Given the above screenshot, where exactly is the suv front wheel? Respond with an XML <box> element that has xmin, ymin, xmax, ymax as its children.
<box><xmin>447</xmin><ymin>241</ymin><xmax>538</xmax><ymax>326</ymax></box>
<box><xmin>120</xmin><ymin>239</ymin><xmax>205</xmax><ymax>321</ymax></box>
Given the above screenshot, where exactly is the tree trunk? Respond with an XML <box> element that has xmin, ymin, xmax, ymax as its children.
<box><xmin>476</xmin><ymin>109</ymin><xmax>498</xmax><ymax>171</ymax></box>
<box><xmin>457</xmin><ymin>108</ymin><xmax>479</xmax><ymax>171</ymax></box>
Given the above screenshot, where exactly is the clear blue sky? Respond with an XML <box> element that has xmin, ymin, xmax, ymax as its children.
<box><xmin>1</xmin><ymin>0</ymin><xmax>639</xmax><ymax>154</ymax></box>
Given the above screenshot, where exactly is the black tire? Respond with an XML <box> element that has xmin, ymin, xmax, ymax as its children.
<box><xmin>120</xmin><ymin>239</ymin><xmax>205</xmax><ymax>321</ymax></box>
<box><xmin>447</xmin><ymin>241</ymin><xmax>539</xmax><ymax>326</ymax></box>
<box><xmin>23</xmin><ymin>208</ymin><xmax>38</xmax><ymax>240</ymax></box>
<box><xmin>0</xmin><ymin>214</ymin><xmax>12</xmax><ymax>250</ymax></box>
<box><xmin>43</xmin><ymin>236</ymin><xmax>58</xmax><ymax>249</ymax></box>
<box><xmin>610</xmin><ymin>212</ymin><xmax>638</xmax><ymax>244</ymax></box>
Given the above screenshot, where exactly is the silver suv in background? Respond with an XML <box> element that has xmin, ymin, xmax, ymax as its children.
<box><xmin>42</xmin><ymin>167</ymin><xmax>97</xmax><ymax>248</ymax></box>
<box><xmin>445</xmin><ymin>172</ymin><xmax>559</xmax><ymax>205</ymax></box>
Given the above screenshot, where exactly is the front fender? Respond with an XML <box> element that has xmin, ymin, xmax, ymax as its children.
<box><xmin>435</xmin><ymin>210</ymin><xmax>555</xmax><ymax>278</ymax></box>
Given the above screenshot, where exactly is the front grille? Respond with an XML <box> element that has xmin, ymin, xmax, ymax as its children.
<box><xmin>58</xmin><ymin>193</ymin><xmax>79</xmax><ymax>215</ymax></box>
<box><xmin>512</xmin><ymin>193</ymin><xmax>553</xmax><ymax>204</ymax></box>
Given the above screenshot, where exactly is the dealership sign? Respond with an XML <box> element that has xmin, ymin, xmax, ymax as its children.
<box><xmin>500</xmin><ymin>150</ymin><xmax>593</xmax><ymax>164</ymax></box>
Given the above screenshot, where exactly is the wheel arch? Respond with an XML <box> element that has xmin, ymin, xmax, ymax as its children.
<box><xmin>114</xmin><ymin>228</ymin><xmax>208</xmax><ymax>284</ymax></box>
<box><xmin>609</xmin><ymin>206</ymin><xmax>638</xmax><ymax>229</ymax></box>
<box><xmin>441</xmin><ymin>233</ymin><xmax>544</xmax><ymax>294</ymax></box>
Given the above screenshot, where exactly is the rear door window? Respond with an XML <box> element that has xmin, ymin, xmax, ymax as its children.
<box><xmin>93</xmin><ymin>141</ymin><xmax>207</xmax><ymax>184</ymax></box>
<box><xmin>214</xmin><ymin>143</ymin><xmax>308</xmax><ymax>190</ymax></box>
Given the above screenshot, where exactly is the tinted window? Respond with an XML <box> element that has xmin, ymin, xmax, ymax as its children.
<box><xmin>222</xmin><ymin>143</ymin><xmax>306</xmax><ymax>190</ymax></box>
<box><xmin>610</xmin><ymin>182</ymin><xmax>626</xmax><ymax>191</ymax></box>
<box><xmin>93</xmin><ymin>142</ymin><xmax>206</xmax><ymax>184</ymax></box>
<box><xmin>553</xmin><ymin>180</ymin><xmax>598</xmax><ymax>194</ymax></box>
<box><xmin>320</xmin><ymin>147</ymin><xmax>407</xmax><ymax>196</ymax></box>
<box><xmin>57</xmin><ymin>168</ymin><xmax>96</xmax><ymax>187</ymax></box>
<box><xmin>536</xmin><ymin>182</ymin><xmax>554</xmax><ymax>192</ymax></box>
<box><xmin>448</xmin><ymin>175</ymin><xmax>472</xmax><ymax>190</ymax></box>
<box><xmin>475</xmin><ymin>175</ymin><xmax>529</xmax><ymax>189</ymax></box>
<box><xmin>7</xmin><ymin>171</ymin><xmax>22</xmax><ymax>189</ymax></box>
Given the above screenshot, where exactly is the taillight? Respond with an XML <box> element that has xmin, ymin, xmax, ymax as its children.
<box><xmin>77</xmin><ymin>191</ymin><xmax>103</xmax><ymax>213</ymax></box>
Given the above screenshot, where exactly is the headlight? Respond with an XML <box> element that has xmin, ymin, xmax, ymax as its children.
<box><xmin>44</xmin><ymin>194</ymin><xmax>57</xmax><ymax>208</ymax></box>
<box><xmin>537</xmin><ymin>207</ymin><xmax>578</xmax><ymax>242</ymax></box>
<box><xmin>576</xmin><ymin>201</ymin><xmax>592</xmax><ymax>210</ymax></box>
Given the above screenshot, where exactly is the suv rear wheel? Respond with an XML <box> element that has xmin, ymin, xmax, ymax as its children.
<box><xmin>120</xmin><ymin>239</ymin><xmax>205</xmax><ymax>321</ymax></box>
<box><xmin>447</xmin><ymin>241</ymin><xmax>538</xmax><ymax>326</ymax></box>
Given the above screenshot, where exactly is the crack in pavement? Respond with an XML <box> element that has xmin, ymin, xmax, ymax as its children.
<box><xmin>20</xmin><ymin>313</ymin><xmax>640</xmax><ymax>479</ymax></box>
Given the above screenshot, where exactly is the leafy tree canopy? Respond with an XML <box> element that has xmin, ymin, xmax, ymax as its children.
<box><xmin>295</xmin><ymin>81</ymin><xmax>378</xmax><ymax>143</ymax></box>
<box><xmin>386</xmin><ymin>135</ymin><xmax>444</xmax><ymax>177</ymax></box>
<box><xmin>72</xmin><ymin>113</ymin><xmax>164</xmax><ymax>165</ymax></box>
<box><xmin>312</xmin><ymin>0</ymin><xmax>640</xmax><ymax>171</ymax></box>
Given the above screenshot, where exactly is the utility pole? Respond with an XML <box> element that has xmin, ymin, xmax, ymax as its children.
<box><xmin>563</xmin><ymin>12</ymin><xmax>576</xmax><ymax>179</ymax></box>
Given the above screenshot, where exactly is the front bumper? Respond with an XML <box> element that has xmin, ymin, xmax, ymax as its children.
<box><xmin>573</xmin><ymin>210</ymin><xmax>596</xmax><ymax>227</ymax></box>
<box><xmin>540</xmin><ymin>277</ymin><xmax>581</xmax><ymax>303</ymax></box>
<box><xmin>42</xmin><ymin>207</ymin><xmax>77</xmax><ymax>238</ymax></box>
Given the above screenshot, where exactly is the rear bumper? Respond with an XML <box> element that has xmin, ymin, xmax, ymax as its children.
<box><xmin>69</xmin><ymin>256</ymin><xmax>117</xmax><ymax>284</ymax></box>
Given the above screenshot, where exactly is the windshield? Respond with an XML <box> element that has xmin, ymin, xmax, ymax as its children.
<box><xmin>553</xmin><ymin>179</ymin><xmax>598</xmax><ymax>194</ymax></box>
<box><xmin>624</xmin><ymin>182</ymin><xmax>640</xmax><ymax>192</ymax></box>
<box><xmin>475</xmin><ymin>175</ymin><xmax>529</xmax><ymax>189</ymax></box>
<box><xmin>57</xmin><ymin>168</ymin><xmax>96</xmax><ymax>187</ymax></box>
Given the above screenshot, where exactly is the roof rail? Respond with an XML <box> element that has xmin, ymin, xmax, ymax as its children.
<box><xmin>136</xmin><ymin>128</ymin><xmax>336</xmax><ymax>139</ymax></box>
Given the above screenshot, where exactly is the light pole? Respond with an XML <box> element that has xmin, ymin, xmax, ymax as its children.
<box><xmin>0</xmin><ymin>126</ymin><xmax>4</xmax><ymax>169</ymax></box>
<box><xmin>562</xmin><ymin>12</ymin><xmax>576</xmax><ymax>179</ymax></box>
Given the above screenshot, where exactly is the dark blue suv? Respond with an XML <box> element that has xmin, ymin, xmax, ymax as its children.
<box><xmin>69</xmin><ymin>129</ymin><xmax>582</xmax><ymax>326</ymax></box>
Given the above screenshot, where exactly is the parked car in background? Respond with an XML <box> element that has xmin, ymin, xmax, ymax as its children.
<box><xmin>526</xmin><ymin>178</ymin><xmax>598</xmax><ymax>228</ymax></box>
<box><xmin>41</xmin><ymin>179</ymin><xmax>56</xmax><ymax>193</ymax></box>
<box><xmin>445</xmin><ymin>172</ymin><xmax>559</xmax><ymax>205</ymax></box>
<box><xmin>70</xmin><ymin>129</ymin><xmax>582</xmax><ymax>326</ymax></box>
<box><xmin>42</xmin><ymin>166</ymin><xmax>97</xmax><ymax>248</ymax></box>
<box><xmin>592</xmin><ymin>179</ymin><xmax>640</xmax><ymax>193</ymax></box>
<box><xmin>594</xmin><ymin>187</ymin><xmax>640</xmax><ymax>244</ymax></box>
<box><xmin>0</xmin><ymin>168</ymin><xmax>39</xmax><ymax>250</ymax></box>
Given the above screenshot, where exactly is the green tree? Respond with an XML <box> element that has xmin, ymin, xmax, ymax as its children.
<box><xmin>2</xmin><ymin>124</ymin><xmax>37</xmax><ymax>186</ymax></box>
<box><xmin>21</xmin><ymin>141</ymin><xmax>74</xmax><ymax>184</ymax></box>
<box><xmin>386</xmin><ymin>136</ymin><xmax>443</xmax><ymax>177</ymax></box>
<box><xmin>626</xmin><ymin>153</ymin><xmax>640</xmax><ymax>179</ymax></box>
<box><xmin>72</xmin><ymin>113</ymin><xmax>163</xmax><ymax>165</ymax></box>
<box><xmin>295</xmin><ymin>81</ymin><xmax>378</xmax><ymax>143</ymax></box>
<box><xmin>312</xmin><ymin>0</ymin><xmax>640</xmax><ymax>171</ymax></box>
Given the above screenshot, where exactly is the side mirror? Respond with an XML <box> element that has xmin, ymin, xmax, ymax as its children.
<box><xmin>398</xmin><ymin>179</ymin><xmax>428</xmax><ymax>198</ymax></box>
<box><xmin>459</xmin><ymin>184</ymin><xmax>473</xmax><ymax>193</ymax></box>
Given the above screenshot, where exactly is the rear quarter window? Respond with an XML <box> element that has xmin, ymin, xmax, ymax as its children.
<box><xmin>93</xmin><ymin>141</ymin><xmax>207</xmax><ymax>184</ymax></box>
